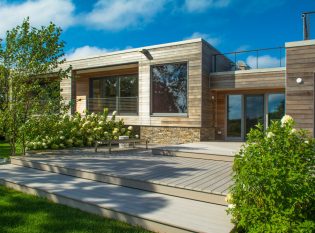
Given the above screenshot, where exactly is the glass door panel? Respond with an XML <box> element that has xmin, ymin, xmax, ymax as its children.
<box><xmin>245</xmin><ymin>95</ymin><xmax>264</xmax><ymax>136</ymax></box>
<box><xmin>227</xmin><ymin>95</ymin><xmax>242</xmax><ymax>139</ymax></box>
<box><xmin>268</xmin><ymin>93</ymin><xmax>285</xmax><ymax>125</ymax></box>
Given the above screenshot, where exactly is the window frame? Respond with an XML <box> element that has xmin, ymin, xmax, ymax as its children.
<box><xmin>150</xmin><ymin>61</ymin><xmax>189</xmax><ymax>117</ymax></box>
<box><xmin>89</xmin><ymin>73</ymin><xmax>139</xmax><ymax>116</ymax></box>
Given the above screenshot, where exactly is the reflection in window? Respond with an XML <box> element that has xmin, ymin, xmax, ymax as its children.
<box><xmin>268</xmin><ymin>93</ymin><xmax>285</xmax><ymax>124</ymax></box>
<box><xmin>151</xmin><ymin>63</ymin><xmax>187</xmax><ymax>114</ymax></box>
<box><xmin>245</xmin><ymin>95</ymin><xmax>264</xmax><ymax>136</ymax></box>
<box><xmin>227</xmin><ymin>95</ymin><xmax>242</xmax><ymax>138</ymax></box>
<box><xmin>90</xmin><ymin>74</ymin><xmax>138</xmax><ymax>114</ymax></box>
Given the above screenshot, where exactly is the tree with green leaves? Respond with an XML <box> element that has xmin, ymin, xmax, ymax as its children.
<box><xmin>0</xmin><ymin>18</ymin><xmax>71</xmax><ymax>155</ymax></box>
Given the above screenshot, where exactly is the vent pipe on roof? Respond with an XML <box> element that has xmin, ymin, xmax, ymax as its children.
<box><xmin>302</xmin><ymin>13</ymin><xmax>310</xmax><ymax>40</ymax></box>
<box><xmin>302</xmin><ymin>11</ymin><xmax>315</xmax><ymax>40</ymax></box>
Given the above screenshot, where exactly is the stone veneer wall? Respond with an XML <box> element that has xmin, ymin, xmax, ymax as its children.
<box><xmin>140</xmin><ymin>126</ymin><xmax>202</xmax><ymax>144</ymax></box>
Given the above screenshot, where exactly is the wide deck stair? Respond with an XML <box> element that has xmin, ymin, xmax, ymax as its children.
<box><xmin>0</xmin><ymin>144</ymin><xmax>238</xmax><ymax>233</ymax></box>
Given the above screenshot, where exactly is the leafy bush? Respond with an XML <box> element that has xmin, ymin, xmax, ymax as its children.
<box><xmin>21</xmin><ymin>109</ymin><xmax>137</xmax><ymax>150</ymax></box>
<box><xmin>228</xmin><ymin>115</ymin><xmax>315</xmax><ymax>233</ymax></box>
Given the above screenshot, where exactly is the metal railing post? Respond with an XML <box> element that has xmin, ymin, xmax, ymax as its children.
<box><xmin>256</xmin><ymin>50</ymin><xmax>259</xmax><ymax>69</ymax></box>
<box><xmin>279</xmin><ymin>48</ymin><xmax>282</xmax><ymax>67</ymax></box>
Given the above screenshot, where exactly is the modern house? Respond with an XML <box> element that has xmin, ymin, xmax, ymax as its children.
<box><xmin>60</xmin><ymin>38</ymin><xmax>315</xmax><ymax>144</ymax></box>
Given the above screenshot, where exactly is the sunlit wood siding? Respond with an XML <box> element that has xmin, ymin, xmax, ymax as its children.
<box><xmin>61</xmin><ymin>39</ymin><xmax>206</xmax><ymax>128</ymax></box>
<box><xmin>285</xmin><ymin>40</ymin><xmax>315</xmax><ymax>135</ymax></box>
<box><xmin>210</xmin><ymin>68</ymin><xmax>286</xmax><ymax>90</ymax></box>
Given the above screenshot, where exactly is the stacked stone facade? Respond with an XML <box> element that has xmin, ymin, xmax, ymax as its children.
<box><xmin>140</xmin><ymin>126</ymin><xmax>214</xmax><ymax>144</ymax></box>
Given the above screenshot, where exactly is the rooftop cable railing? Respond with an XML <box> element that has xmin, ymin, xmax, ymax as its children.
<box><xmin>212</xmin><ymin>47</ymin><xmax>285</xmax><ymax>72</ymax></box>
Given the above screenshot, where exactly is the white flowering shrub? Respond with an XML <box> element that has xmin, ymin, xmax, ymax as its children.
<box><xmin>23</xmin><ymin>108</ymin><xmax>135</xmax><ymax>150</ymax></box>
<box><xmin>228</xmin><ymin>116</ymin><xmax>315</xmax><ymax>232</ymax></box>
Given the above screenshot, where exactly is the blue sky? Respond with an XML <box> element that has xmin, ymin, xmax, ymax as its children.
<box><xmin>1</xmin><ymin>0</ymin><xmax>315</xmax><ymax>60</ymax></box>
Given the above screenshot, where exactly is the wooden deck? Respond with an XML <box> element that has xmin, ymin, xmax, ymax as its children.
<box><xmin>0</xmin><ymin>164</ymin><xmax>234</xmax><ymax>233</ymax></box>
<box><xmin>11</xmin><ymin>149</ymin><xmax>233</xmax><ymax>205</ymax></box>
<box><xmin>152</xmin><ymin>141</ymin><xmax>242</xmax><ymax>161</ymax></box>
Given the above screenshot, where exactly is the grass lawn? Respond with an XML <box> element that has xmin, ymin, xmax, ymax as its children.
<box><xmin>0</xmin><ymin>185</ymin><xmax>152</xmax><ymax>233</ymax></box>
<box><xmin>0</xmin><ymin>141</ymin><xmax>22</xmax><ymax>158</ymax></box>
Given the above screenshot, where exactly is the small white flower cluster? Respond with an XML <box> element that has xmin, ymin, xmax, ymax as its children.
<box><xmin>281</xmin><ymin>115</ymin><xmax>293</xmax><ymax>126</ymax></box>
<box><xmin>266</xmin><ymin>132</ymin><xmax>275</xmax><ymax>138</ymax></box>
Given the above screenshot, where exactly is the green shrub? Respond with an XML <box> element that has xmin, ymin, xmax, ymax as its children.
<box><xmin>22</xmin><ymin>109</ymin><xmax>137</xmax><ymax>150</ymax></box>
<box><xmin>228</xmin><ymin>115</ymin><xmax>315</xmax><ymax>233</ymax></box>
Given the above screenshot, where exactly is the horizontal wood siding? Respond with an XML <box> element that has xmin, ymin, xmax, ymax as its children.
<box><xmin>62</xmin><ymin>40</ymin><xmax>203</xmax><ymax>128</ymax></box>
<box><xmin>286</xmin><ymin>44</ymin><xmax>315</xmax><ymax>135</ymax></box>
<box><xmin>210</xmin><ymin>69</ymin><xmax>286</xmax><ymax>90</ymax></box>
<box><xmin>201</xmin><ymin>41</ymin><xmax>224</xmax><ymax>140</ymax></box>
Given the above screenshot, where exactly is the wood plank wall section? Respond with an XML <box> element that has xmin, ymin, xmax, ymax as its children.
<box><xmin>61</xmin><ymin>39</ymin><xmax>204</xmax><ymax>128</ymax></box>
<box><xmin>210</xmin><ymin>68</ymin><xmax>286</xmax><ymax>90</ymax></box>
<box><xmin>60</xmin><ymin>77</ymin><xmax>72</xmax><ymax>114</ymax></box>
<box><xmin>214</xmin><ymin>88</ymin><xmax>285</xmax><ymax>140</ymax></box>
<box><xmin>286</xmin><ymin>41</ymin><xmax>315</xmax><ymax>136</ymax></box>
<box><xmin>201</xmin><ymin>41</ymin><xmax>229</xmax><ymax>140</ymax></box>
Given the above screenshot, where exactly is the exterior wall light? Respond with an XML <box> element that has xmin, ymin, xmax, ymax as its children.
<box><xmin>296</xmin><ymin>77</ymin><xmax>303</xmax><ymax>84</ymax></box>
<box><xmin>139</xmin><ymin>49</ymin><xmax>153</xmax><ymax>60</ymax></box>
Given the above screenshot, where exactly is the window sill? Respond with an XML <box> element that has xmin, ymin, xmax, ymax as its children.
<box><xmin>151</xmin><ymin>113</ymin><xmax>188</xmax><ymax>117</ymax></box>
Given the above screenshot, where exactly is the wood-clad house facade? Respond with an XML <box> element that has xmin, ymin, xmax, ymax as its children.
<box><xmin>60</xmin><ymin>38</ymin><xmax>315</xmax><ymax>143</ymax></box>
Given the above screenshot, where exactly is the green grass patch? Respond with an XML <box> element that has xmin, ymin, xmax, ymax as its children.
<box><xmin>0</xmin><ymin>141</ymin><xmax>22</xmax><ymax>158</ymax></box>
<box><xmin>0</xmin><ymin>185</ymin><xmax>152</xmax><ymax>233</ymax></box>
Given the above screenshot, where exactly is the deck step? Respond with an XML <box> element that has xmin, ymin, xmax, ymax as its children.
<box><xmin>152</xmin><ymin>148</ymin><xmax>234</xmax><ymax>162</ymax></box>
<box><xmin>11</xmin><ymin>157</ymin><xmax>230</xmax><ymax>205</ymax></box>
<box><xmin>0</xmin><ymin>164</ymin><xmax>233</xmax><ymax>233</ymax></box>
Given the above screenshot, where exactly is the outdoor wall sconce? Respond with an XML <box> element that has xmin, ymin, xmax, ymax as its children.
<box><xmin>139</xmin><ymin>49</ymin><xmax>153</xmax><ymax>60</ymax></box>
<box><xmin>296</xmin><ymin>77</ymin><xmax>303</xmax><ymax>84</ymax></box>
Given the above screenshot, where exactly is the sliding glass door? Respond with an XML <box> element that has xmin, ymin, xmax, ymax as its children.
<box><xmin>245</xmin><ymin>95</ymin><xmax>264</xmax><ymax>136</ymax></box>
<box><xmin>226</xmin><ymin>93</ymin><xmax>285</xmax><ymax>141</ymax></box>
<box><xmin>227</xmin><ymin>95</ymin><xmax>242</xmax><ymax>139</ymax></box>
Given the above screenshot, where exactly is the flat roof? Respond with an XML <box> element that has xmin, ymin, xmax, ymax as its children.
<box><xmin>285</xmin><ymin>39</ymin><xmax>315</xmax><ymax>48</ymax></box>
<box><xmin>66</xmin><ymin>38</ymin><xmax>203</xmax><ymax>62</ymax></box>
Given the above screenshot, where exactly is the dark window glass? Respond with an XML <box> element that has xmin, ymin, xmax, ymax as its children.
<box><xmin>120</xmin><ymin>75</ymin><xmax>138</xmax><ymax>97</ymax></box>
<box><xmin>119</xmin><ymin>75</ymin><xmax>138</xmax><ymax>114</ymax></box>
<box><xmin>151</xmin><ymin>63</ymin><xmax>188</xmax><ymax>114</ymax></box>
<box><xmin>92</xmin><ymin>79</ymin><xmax>101</xmax><ymax>98</ymax></box>
<box><xmin>90</xmin><ymin>74</ymin><xmax>138</xmax><ymax>115</ymax></box>
<box><xmin>103</xmin><ymin>77</ymin><xmax>117</xmax><ymax>98</ymax></box>
<box><xmin>227</xmin><ymin>95</ymin><xmax>242</xmax><ymax>138</ymax></box>
<box><xmin>245</xmin><ymin>95</ymin><xmax>264</xmax><ymax>136</ymax></box>
<box><xmin>268</xmin><ymin>93</ymin><xmax>285</xmax><ymax>124</ymax></box>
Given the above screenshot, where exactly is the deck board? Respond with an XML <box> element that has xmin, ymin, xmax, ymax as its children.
<box><xmin>10</xmin><ymin>151</ymin><xmax>234</xmax><ymax>195</ymax></box>
<box><xmin>0</xmin><ymin>164</ymin><xmax>233</xmax><ymax>233</ymax></box>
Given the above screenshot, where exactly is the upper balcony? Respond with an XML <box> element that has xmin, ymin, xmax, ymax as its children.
<box><xmin>210</xmin><ymin>47</ymin><xmax>286</xmax><ymax>90</ymax></box>
<box><xmin>212</xmin><ymin>47</ymin><xmax>286</xmax><ymax>73</ymax></box>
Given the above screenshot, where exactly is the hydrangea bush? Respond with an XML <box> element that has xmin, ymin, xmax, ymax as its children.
<box><xmin>228</xmin><ymin>115</ymin><xmax>315</xmax><ymax>233</ymax></box>
<box><xmin>22</xmin><ymin>109</ymin><xmax>136</xmax><ymax>150</ymax></box>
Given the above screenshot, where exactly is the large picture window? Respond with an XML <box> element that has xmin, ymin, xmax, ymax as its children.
<box><xmin>151</xmin><ymin>62</ymin><xmax>188</xmax><ymax>115</ymax></box>
<box><xmin>89</xmin><ymin>74</ymin><xmax>138</xmax><ymax>115</ymax></box>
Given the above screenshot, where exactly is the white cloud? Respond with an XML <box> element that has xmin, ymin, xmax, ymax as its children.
<box><xmin>83</xmin><ymin>0</ymin><xmax>166</xmax><ymax>30</ymax></box>
<box><xmin>246</xmin><ymin>55</ymin><xmax>285</xmax><ymax>69</ymax></box>
<box><xmin>66</xmin><ymin>46</ymin><xmax>112</xmax><ymax>60</ymax></box>
<box><xmin>0</xmin><ymin>0</ymin><xmax>76</xmax><ymax>37</ymax></box>
<box><xmin>184</xmin><ymin>0</ymin><xmax>231</xmax><ymax>12</ymax></box>
<box><xmin>185</xmin><ymin>32</ymin><xmax>221</xmax><ymax>46</ymax></box>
